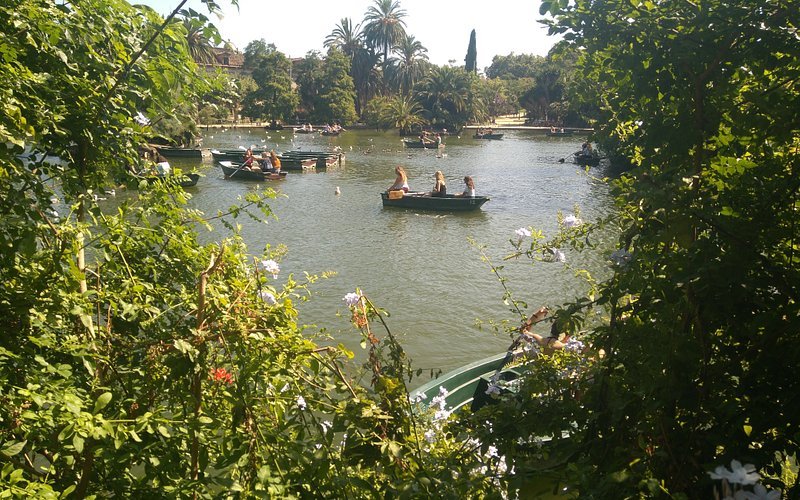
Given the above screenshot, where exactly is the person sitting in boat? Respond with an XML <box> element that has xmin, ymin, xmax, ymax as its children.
<box><xmin>431</xmin><ymin>170</ymin><xmax>446</xmax><ymax>197</ymax></box>
<box><xmin>581</xmin><ymin>142</ymin><xmax>593</xmax><ymax>156</ymax></box>
<box><xmin>155</xmin><ymin>155</ymin><xmax>171</xmax><ymax>176</ymax></box>
<box><xmin>435</xmin><ymin>133</ymin><xmax>442</xmax><ymax>146</ymax></box>
<box><xmin>242</xmin><ymin>148</ymin><xmax>255</xmax><ymax>170</ymax></box>
<box><xmin>260</xmin><ymin>151</ymin><xmax>274</xmax><ymax>172</ymax></box>
<box><xmin>458</xmin><ymin>175</ymin><xmax>475</xmax><ymax>197</ymax></box>
<box><xmin>388</xmin><ymin>166</ymin><xmax>409</xmax><ymax>192</ymax></box>
<box><xmin>270</xmin><ymin>150</ymin><xmax>281</xmax><ymax>173</ymax></box>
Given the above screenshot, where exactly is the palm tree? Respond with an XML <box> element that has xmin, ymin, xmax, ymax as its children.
<box><xmin>362</xmin><ymin>0</ymin><xmax>407</xmax><ymax>65</ymax></box>
<box><xmin>382</xmin><ymin>95</ymin><xmax>426</xmax><ymax>135</ymax></box>
<box><xmin>387</xmin><ymin>34</ymin><xmax>429</xmax><ymax>95</ymax></box>
<box><xmin>351</xmin><ymin>47</ymin><xmax>382</xmax><ymax>116</ymax></box>
<box><xmin>416</xmin><ymin>66</ymin><xmax>471</xmax><ymax>129</ymax></box>
<box><xmin>323</xmin><ymin>18</ymin><xmax>364</xmax><ymax>62</ymax></box>
<box><xmin>180</xmin><ymin>9</ymin><xmax>217</xmax><ymax>65</ymax></box>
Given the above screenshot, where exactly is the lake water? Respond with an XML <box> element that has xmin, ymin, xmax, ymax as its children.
<box><xmin>166</xmin><ymin>127</ymin><xmax>615</xmax><ymax>382</ymax></box>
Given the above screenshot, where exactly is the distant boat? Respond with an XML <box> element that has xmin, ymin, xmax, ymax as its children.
<box><xmin>402</xmin><ymin>139</ymin><xmax>443</xmax><ymax>149</ymax></box>
<box><xmin>473</xmin><ymin>132</ymin><xmax>504</xmax><ymax>140</ymax></box>
<box><xmin>154</xmin><ymin>146</ymin><xmax>203</xmax><ymax>159</ymax></box>
<box><xmin>321</xmin><ymin>129</ymin><xmax>342</xmax><ymax>136</ymax></box>
<box><xmin>218</xmin><ymin>161</ymin><xmax>288</xmax><ymax>181</ymax></box>
<box><xmin>381</xmin><ymin>191</ymin><xmax>489</xmax><ymax>211</ymax></box>
<box><xmin>546</xmin><ymin>129</ymin><xmax>573</xmax><ymax>137</ymax></box>
<box><xmin>293</xmin><ymin>128</ymin><xmax>315</xmax><ymax>134</ymax></box>
<box><xmin>211</xmin><ymin>149</ymin><xmax>342</xmax><ymax>169</ymax></box>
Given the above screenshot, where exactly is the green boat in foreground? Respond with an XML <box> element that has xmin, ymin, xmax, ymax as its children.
<box><xmin>410</xmin><ymin>352</ymin><xmax>514</xmax><ymax>411</ymax></box>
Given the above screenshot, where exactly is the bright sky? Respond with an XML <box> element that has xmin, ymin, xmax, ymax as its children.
<box><xmin>133</xmin><ymin>0</ymin><xmax>558</xmax><ymax>71</ymax></box>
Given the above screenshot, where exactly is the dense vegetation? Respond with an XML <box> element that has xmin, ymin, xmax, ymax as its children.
<box><xmin>2</xmin><ymin>0</ymin><xmax>798</xmax><ymax>498</ymax></box>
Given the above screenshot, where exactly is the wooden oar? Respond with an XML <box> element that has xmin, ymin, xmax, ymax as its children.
<box><xmin>227</xmin><ymin>161</ymin><xmax>249</xmax><ymax>178</ymax></box>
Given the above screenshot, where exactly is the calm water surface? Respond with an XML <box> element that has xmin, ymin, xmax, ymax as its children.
<box><xmin>167</xmin><ymin>128</ymin><xmax>615</xmax><ymax>382</ymax></box>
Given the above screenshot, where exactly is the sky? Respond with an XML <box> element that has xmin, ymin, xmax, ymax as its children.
<box><xmin>133</xmin><ymin>0</ymin><xmax>559</xmax><ymax>71</ymax></box>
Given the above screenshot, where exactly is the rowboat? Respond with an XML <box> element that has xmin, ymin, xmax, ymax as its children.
<box><xmin>293</xmin><ymin>128</ymin><xmax>315</xmax><ymax>134</ymax></box>
<box><xmin>210</xmin><ymin>150</ymin><xmax>343</xmax><ymax>170</ymax></box>
<box><xmin>320</xmin><ymin>130</ymin><xmax>341</xmax><ymax>136</ymax></box>
<box><xmin>218</xmin><ymin>161</ymin><xmax>288</xmax><ymax>181</ymax></box>
<box><xmin>154</xmin><ymin>146</ymin><xmax>203</xmax><ymax>159</ymax></box>
<box><xmin>546</xmin><ymin>130</ymin><xmax>573</xmax><ymax>137</ymax></box>
<box><xmin>409</xmin><ymin>352</ymin><xmax>516</xmax><ymax>412</ymax></box>
<box><xmin>473</xmin><ymin>132</ymin><xmax>504</xmax><ymax>140</ymax></box>
<box><xmin>402</xmin><ymin>139</ymin><xmax>443</xmax><ymax>149</ymax></box>
<box><xmin>573</xmin><ymin>152</ymin><xmax>601</xmax><ymax>167</ymax></box>
<box><xmin>380</xmin><ymin>191</ymin><xmax>489</xmax><ymax>211</ymax></box>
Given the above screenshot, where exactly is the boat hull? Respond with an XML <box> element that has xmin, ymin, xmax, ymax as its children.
<box><xmin>155</xmin><ymin>147</ymin><xmax>203</xmax><ymax>159</ymax></box>
<box><xmin>218</xmin><ymin>161</ymin><xmax>287</xmax><ymax>181</ymax></box>
<box><xmin>380</xmin><ymin>192</ymin><xmax>489</xmax><ymax>211</ymax></box>
<box><xmin>402</xmin><ymin>139</ymin><xmax>443</xmax><ymax>149</ymax></box>
<box><xmin>473</xmin><ymin>133</ymin><xmax>504</xmax><ymax>140</ymax></box>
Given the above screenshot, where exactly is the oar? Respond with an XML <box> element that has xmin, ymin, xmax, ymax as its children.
<box><xmin>558</xmin><ymin>150</ymin><xmax>582</xmax><ymax>163</ymax></box>
<box><xmin>227</xmin><ymin>161</ymin><xmax>249</xmax><ymax>179</ymax></box>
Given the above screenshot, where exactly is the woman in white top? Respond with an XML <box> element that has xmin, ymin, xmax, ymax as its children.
<box><xmin>461</xmin><ymin>175</ymin><xmax>476</xmax><ymax>197</ymax></box>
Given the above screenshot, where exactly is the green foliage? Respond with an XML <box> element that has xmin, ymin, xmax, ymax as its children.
<box><xmin>461</xmin><ymin>0</ymin><xmax>800</xmax><ymax>497</ymax></box>
<box><xmin>465</xmin><ymin>30</ymin><xmax>478</xmax><ymax>74</ymax></box>
<box><xmin>241</xmin><ymin>40</ymin><xmax>299</xmax><ymax>122</ymax></box>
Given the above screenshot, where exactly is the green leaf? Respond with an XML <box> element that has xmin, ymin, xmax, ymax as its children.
<box><xmin>93</xmin><ymin>392</ymin><xmax>112</xmax><ymax>414</ymax></box>
<box><xmin>72</xmin><ymin>435</ymin><xmax>84</xmax><ymax>454</ymax></box>
<box><xmin>0</xmin><ymin>440</ymin><xmax>26</xmax><ymax>457</ymax></box>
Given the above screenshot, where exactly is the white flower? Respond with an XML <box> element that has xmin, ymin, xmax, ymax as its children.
<box><xmin>343</xmin><ymin>292</ymin><xmax>361</xmax><ymax>307</ymax></box>
<box><xmin>709</xmin><ymin>460</ymin><xmax>760</xmax><ymax>486</ymax></box>
<box><xmin>135</xmin><ymin>111</ymin><xmax>150</xmax><ymax>125</ymax></box>
<box><xmin>485</xmin><ymin>382</ymin><xmax>502</xmax><ymax>397</ymax></box>
<box><xmin>563</xmin><ymin>338</ymin><xmax>585</xmax><ymax>353</ymax></box>
<box><xmin>515</xmin><ymin>227</ymin><xmax>531</xmax><ymax>239</ymax></box>
<box><xmin>544</xmin><ymin>248</ymin><xmax>566</xmax><ymax>262</ymax></box>
<box><xmin>733</xmin><ymin>484</ymin><xmax>781</xmax><ymax>500</ymax></box>
<box><xmin>610</xmin><ymin>249</ymin><xmax>633</xmax><ymax>267</ymax></box>
<box><xmin>433</xmin><ymin>409</ymin><xmax>451</xmax><ymax>421</ymax></box>
<box><xmin>296</xmin><ymin>395</ymin><xmax>307</xmax><ymax>411</ymax></box>
<box><xmin>320</xmin><ymin>420</ymin><xmax>332</xmax><ymax>434</ymax></box>
<box><xmin>260</xmin><ymin>259</ymin><xmax>280</xmax><ymax>278</ymax></box>
<box><xmin>258</xmin><ymin>290</ymin><xmax>276</xmax><ymax>305</ymax></box>
<box><xmin>563</xmin><ymin>215</ymin><xmax>582</xmax><ymax>228</ymax></box>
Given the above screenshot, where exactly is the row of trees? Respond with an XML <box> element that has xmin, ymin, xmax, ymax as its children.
<box><xmin>187</xmin><ymin>0</ymin><xmax>582</xmax><ymax>133</ymax></box>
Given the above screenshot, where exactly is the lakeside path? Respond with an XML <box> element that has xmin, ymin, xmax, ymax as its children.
<box><xmin>198</xmin><ymin>115</ymin><xmax>593</xmax><ymax>134</ymax></box>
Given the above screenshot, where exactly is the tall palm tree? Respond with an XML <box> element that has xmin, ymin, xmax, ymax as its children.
<box><xmin>351</xmin><ymin>47</ymin><xmax>383</xmax><ymax>115</ymax></box>
<box><xmin>387</xmin><ymin>33</ymin><xmax>429</xmax><ymax>95</ymax></box>
<box><xmin>180</xmin><ymin>9</ymin><xmax>217</xmax><ymax>65</ymax></box>
<box><xmin>362</xmin><ymin>0</ymin><xmax>407</xmax><ymax>65</ymax></box>
<box><xmin>323</xmin><ymin>18</ymin><xmax>364</xmax><ymax>62</ymax></box>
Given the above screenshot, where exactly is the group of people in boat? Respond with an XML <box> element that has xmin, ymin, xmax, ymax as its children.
<box><xmin>387</xmin><ymin>166</ymin><xmax>476</xmax><ymax>198</ymax></box>
<box><xmin>418</xmin><ymin>131</ymin><xmax>443</xmax><ymax>147</ymax></box>
<box><xmin>323</xmin><ymin>123</ymin><xmax>343</xmax><ymax>134</ymax></box>
<box><xmin>240</xmin><ymin>148</ymin><xmax>282</xmax><ymax>173</ymax></box>
<box><xmin>475</xmin><ymin>127</ymin><xmax>496</xmax><ymax>136</ymax></box>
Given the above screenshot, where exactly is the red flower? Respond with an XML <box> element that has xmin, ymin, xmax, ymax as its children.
<box><xmin>210</xmin><ymin>367</ymin><xmax>233</xmax><ymax>385</ymax></box>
